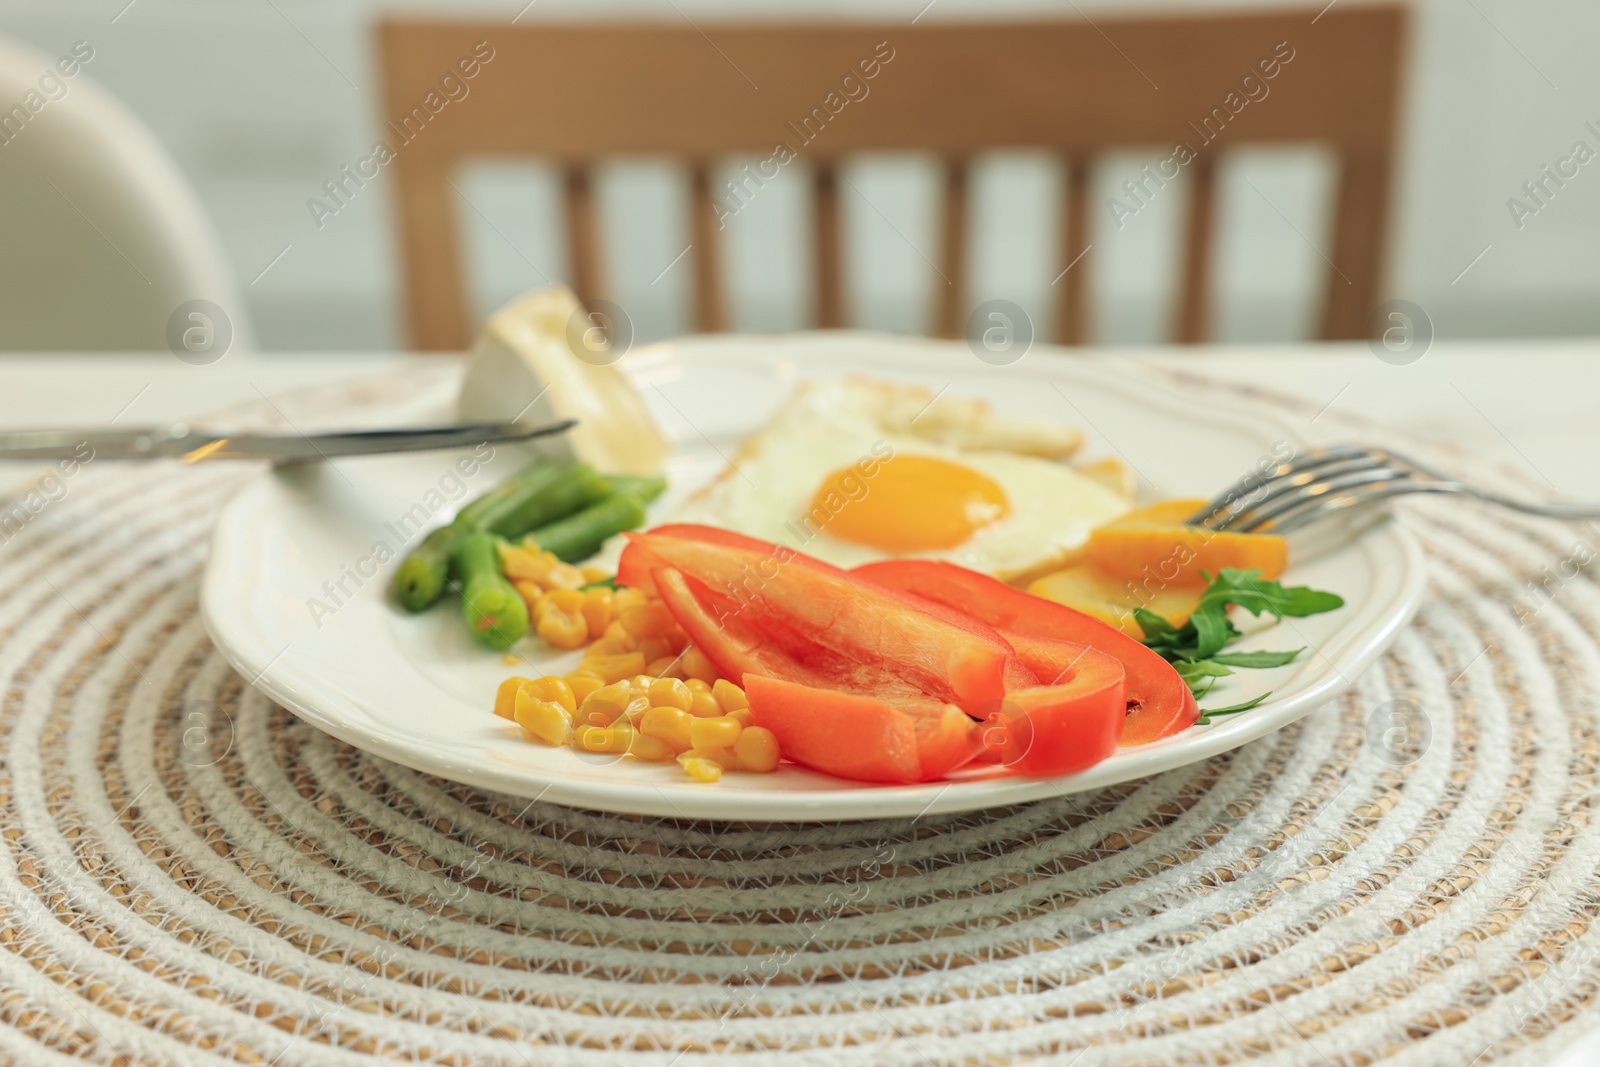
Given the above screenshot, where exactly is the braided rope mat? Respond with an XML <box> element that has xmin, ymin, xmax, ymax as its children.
<box><xmin>3</xmin><ymin>363</ymin><xmax>1600</xmax><ymax>1066</ymax></box>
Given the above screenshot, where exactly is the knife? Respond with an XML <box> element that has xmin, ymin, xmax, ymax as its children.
<box><xmin>0</xmin><ymin>419</ymin><xmax>578</xmax><ymax>462</ymax></box>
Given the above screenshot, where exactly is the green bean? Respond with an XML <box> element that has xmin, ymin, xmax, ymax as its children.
<box><xmin>393</xmin><ymin>525</ymin><xmax>455</xmax><ymax>612</ymax></box>
<box><xmin>452</xmin><ymin>528</ymin><xmax>528</xmax><ymax>649</ymax></box>
<box><xmin>480</xmin><ymin>463</ymin><xmax>611</xmax><ymax>539</ymax></box>
<box><xmin>458</xmin><ymin>459</ymin><xmax>568</xmax><ymax>532</ymax></box>
<box><xmin>602</xmin><ymin>473</ymin><xmax>668</xmax><ymax>504</ymax></box>
<box><xmin>527</xmin><ymin>493</ymin><xmax>649</xmax><ymax>563</ymax></box>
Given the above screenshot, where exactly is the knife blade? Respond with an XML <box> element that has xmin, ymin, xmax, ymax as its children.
<box><xmin>0</xmin><ymin>419</ymin><xmax>578</xmax><ymax>462</ymax></box>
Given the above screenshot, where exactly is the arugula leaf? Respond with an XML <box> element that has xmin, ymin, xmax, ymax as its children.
<box><xmin>1134</xmin><ymin>567</ymin><xmax>1343</xmax><ymax>714</ymax></box>
<box><xmin>1174</xmin><ymin>659</ymin><xmax>1234</xmax><ymax>683</ymax></box>
<box><xmin>1195</xmin><ymin>568</ymin><xmax>1344</xmax><ymax>619</ymax></box>
<box><xmin>1188</xmin><ymin>608</ymin><xmax>1237</xmax><ymax>660</ymax></box>
<box><xmin>1195</xmin><ymin>692</ymin><xmax>1273</xmax><ymax>723</ymax></box>
<box><xmin>1208</xmin><ymin>648</ymin><xmax>1305</xmax><ymax>668</ymax></box>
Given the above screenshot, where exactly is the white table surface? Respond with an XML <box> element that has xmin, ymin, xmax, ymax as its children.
<box><xmin>1</xmin><ymin>337</ymin><xmax>1594</xmax><ymax>498</ymax></box>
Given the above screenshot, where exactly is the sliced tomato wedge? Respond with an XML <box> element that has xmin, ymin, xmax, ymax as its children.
<box><xmin>623</xmin><ymin>531</ymin><xmax>1016</xmax><ymax>709</ymax></box>
<box><xmin>744</xmin><ymin>674</ymin><xmax>975</xmax><ymax>783</ymax></box>
<box><xmin>853</xmin><ymin>559</ymin><xmax>1198</xmax><ymax>746</ymax></box>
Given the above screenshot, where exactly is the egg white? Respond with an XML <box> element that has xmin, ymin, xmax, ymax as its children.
<box><xmin>668</xmin><ymin>380</ymin><xmax>1132</xmax><ymax>579</ymax></box>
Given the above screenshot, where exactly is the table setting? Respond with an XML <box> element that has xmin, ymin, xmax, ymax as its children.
<box><xmin>4</xmin><ymin>307</ymin><xmax>1600</xmax><ymax>1065</ymax></box>
<box><xmin>5</xmin><ymin>2</ymin><xmax>1600</xmax><ymax>1061</ymax></box>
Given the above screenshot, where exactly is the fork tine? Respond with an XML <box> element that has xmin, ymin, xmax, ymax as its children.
<box><xmin>1188</xmin><ymin>445</ymin><xmax>1384</xmax><ymax>530</ymax></box>
<box><xmin>1231</xmin><ymin>466</ymin><xmax>1417</xmax><ymax>531</ymax></box>
<box><xmin>1239</xmin><ymin>477</ymin><xmax>1457</xmax><ymax>533</ymax></box>
<box><xmin>1185</xmin><ymin>445</ymin><xmax>1360</xmax><ymax>527</ymax></box>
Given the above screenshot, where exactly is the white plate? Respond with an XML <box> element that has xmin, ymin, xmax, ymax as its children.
<box><xmin>202</xmin><ymin>333</ymin><xmax>1425</xmax><ymax>822</ymax></box>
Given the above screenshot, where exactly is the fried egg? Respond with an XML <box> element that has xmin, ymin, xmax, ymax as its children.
<box><xmin>668</xmin><ymin>378</ymin><xmax>1133</xmax><ymax>580</ymax></box>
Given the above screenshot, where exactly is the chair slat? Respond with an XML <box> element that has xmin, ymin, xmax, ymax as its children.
<box><xmin>935</xmin><ymin>158</ymin><xmax>967</xmax><ymax>340</ymax></box>
<box><xmin>812</xmin><ymin>163</ymin><xmax>842</xmax><ymax>328</ymax></box>
<box><xmin>563</xmin><ymin>165</ymin><xmax>602</xmax><ymax>311</ymax></box>
<box><xmin>689</xmin><ymin>163</ymin><xmax>724</xmax><ymax>333</ymax></box>
<box><xmin>1175</xmin><ymin>155</ymin><xmax>1216</xmax><ymax>345</ymax></box>
<box><xmin>1321</xmin><ymin>152</ymin><xmax>1388</xmax><ymax>341</ymax></box>
<box><xmin>1056</xmin><ymin>157</ymin><xmax>1091</xmax><ymax>346</ymax></box>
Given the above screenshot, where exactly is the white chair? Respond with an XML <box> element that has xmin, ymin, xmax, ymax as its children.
<box><xmin>0</xmin><ymin>35</ymin><xmax>251</xmax><ymax>351</ymax></box>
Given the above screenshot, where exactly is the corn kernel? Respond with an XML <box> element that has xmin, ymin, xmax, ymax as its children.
<box><xmin>679</xmin><ymin>755</ymin><xmax>723</xmax><ymax>783</ymax></box>
<box><xmin>712</xmin><ymin>679</ymin><xmax>748</xmax><ymax>713</ymax></box>
<box><xmin>685</xmin><ymin>678</ymin><xmax>713</xmax><ymax>694</ymax></box>
<box><xmin>563</xmin><ymin>670</ymin><xmax>606</xmax><ymax>705</ymax></box>
<box><xmin>512</xmin><ymin>579</ymin><xmax>544</xmax><ymax>613</ymax></box>
<box><xmin>733</xmin><ymin>726</ymin><xmax>780</xmax><ymax>772</ymax></box>
<box><xmin>627</xmin><ymin>733</ymin><xmax>673</xmax><ymax>762</ymax></box>
<box><xmin>577</xmin><ymin>694</ymin><xmax>627</xmax><ymax>728</ymax></box>
<box><xmin>612</xmin><ymin>586</ymin><xmax>647</xmax><ymax>612</ymax></box>
<box><xmin>602</xmin><ymin>620</ymin><xmax>638</xmax><ymax>651</ymax></box>
<box><xmin>513</xmin><ymin>693</ymin><xmax>572</xmax><ymax>747</ymax></box>
<box><xmin>638</xmin><ymin>706</ymin><xmax>694</xmax><ymax>752</ymax></box>
<box><xmin>521</xmin><ymin>675</ymin><xmax>576</xmax><ymax>713</ymax></box>
<box><xmin>619</xmin><ymin>601</ymin><xmax>674</xmax><ymax>639</ymax></box>
<box><xmin>536</xmin><ymin>587</ymin><xmax>584</xmax><ymax>614</ymax></box>
<box><xmin>580</xmin><ymin>587</ymin><xmax>613</xmax><ymax>640</ymax></box>
<box><xmin>499</xmin><ymin>543</ymin><xmax>547</xmax><ymax>582</ymax></box>
<box><xmin>690</xmin><ymin>715</ymin><xmax>742</xmax><ymax>751</ymax></box>
<box><xmin>647</xmin><ymin>656</ymin><xmax>686</xmax><ymax>679</ymax></box>
<box><xmin>636</xmin><ymin>635</ymin><xmax>674</xmax><ymax>663</ymax></box>
<box><xmin>494</xmin><ymin>676</ymin><xmax>530</xmax><ymax>720</ymax></box>
<box><xmin>544</xmin><ymin>560</ymin><xmax>585</xmax><ymax>590</ymax></box>
<box><xmin>647</xmin><ymin>677</ymin><xmax>693</xmax><ymax>712</ymax></box>
<box><xmin>625</xmin><ymin>694</ymin><xmax>652</xmax><ymax>719</ymax></box>
<box><xmin>537</xmin><ymin>612</ymin><xmax>589</xmax><ymax>650</ymax></box>
<box><xmin>580</xmin><ymin>725</ymin><xmax>632</xmax><ymax>754</ymax></box>
<box><xmin>688</xmin><ymin>690</ymin><xmax>723</xmax><ymax>718</ymax></box>
<box><xmin>681</xmin><ymin>746</ymin><xmax>737</xmax><ymax>769</ymax></box>
<box><xmin>582</xmin><ymin>651</ymin><xmax>646</xmax><ymax>684</ymax></box>
<box><xmin>581</xmin><ymin>566</ymin><xmax>611</xmax><ymax>584</ymax></box>
<box><xmin>726</xmin><ymin>707</ymin><xmax>754</xmax><ymax>728</ymax></box>
<box><xmin>681</xmin><ymin>646</ymin><xmax>719</xmax><ymax>684</ymax></box>
<box><xmin>586</xmin><ymin>636</ymin><xmax>633</xmax><ymax>658</ymax></box>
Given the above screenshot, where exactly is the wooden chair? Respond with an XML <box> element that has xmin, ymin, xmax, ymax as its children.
<box><xmin>377</xmin><ymin>7</ymin><xmax>1406</xmax><ymax>351</ymax></box>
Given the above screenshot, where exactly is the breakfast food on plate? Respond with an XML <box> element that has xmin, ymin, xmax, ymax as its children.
<box><xmin>664</xmin><ymin>377</ymin><xmax>1133</xmax><ymax>581</ymax></box>
<box><xmin>390</xmin><ymin>337</ymin><xmax>1345</xmax><ymax>786</ymax></box>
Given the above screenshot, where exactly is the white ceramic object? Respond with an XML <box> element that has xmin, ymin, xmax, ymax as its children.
<box><xmin>202</xmin><ymin>334</ymin><xmax>1425</xmax><ymax>822</ymax></box>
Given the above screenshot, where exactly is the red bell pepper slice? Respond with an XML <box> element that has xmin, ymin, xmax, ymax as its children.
<box><xmin>622</xmin><ymin>531</ymin><xmax>1016</xmax><ymax>709</ymax></box>
<box><xmin>615</xmin><ymin>524</ymin><xmax>773</xmax><ymax>593</ymax></box>
<box><xmin>653</xmin><ymin>567</ymin><xmax>949</xmax><ymax>714</ymax></box>
<box><xmin>853</xmin><ymin>559</ymin><xmax>1198</xmax><ymax>746</ymax></box>
<box><xmin>744</xmin><ymin>674</ymin><xmax>975</xmax><ymax>783</ymax></box>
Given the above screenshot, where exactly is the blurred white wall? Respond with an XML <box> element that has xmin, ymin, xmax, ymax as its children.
<box><xmin>0</xmin><ymin>0</ymin><xmax>1594</xmax><ymax>349</ymax></box>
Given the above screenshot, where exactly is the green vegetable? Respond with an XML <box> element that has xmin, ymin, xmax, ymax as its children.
<box><xmin>391</xmin><ymin>461</ymin><xmax>613</xmax><ymax>612</ymax></box>
<box><xmin>526</xmin><ymin>493</ymin><xmax>649</xmax><ymax>562</ymax></box>
<box><xmin>393</xmin><ymin>525</ymin><xmax>455</xmax><ymax>612</ymax></box>
<box><xmin>1137</xmin><ymin>567</ymin><xmax>1345</xmax><ymax>712</ymax></box>
<box><xmin>451</xmin><ymin>527</ymin><xmax>528</xmax><ymax>649</ymax></box>
<box><xmin>456</xmin><ymin>459</ymin><xmax>568</xmax><ymax>530</ymax></box>
<box><xmin>601</xmin><ymin>473</ymin><xmax>668</xmax><ymax>504</ymax></box>
<box><xmin>477</xmin><ymin>463</ymin><xmax>611</xmax><ymax>539</ymax></box>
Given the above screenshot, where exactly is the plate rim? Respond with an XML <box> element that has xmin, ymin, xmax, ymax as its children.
<box><xmin>201</xmin><ymin>333</ymin><xmax>1427</xmax><ymax>822</ymax></box>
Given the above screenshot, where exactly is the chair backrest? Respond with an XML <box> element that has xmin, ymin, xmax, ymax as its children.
<box><xmin>378</xmin><ymin>8</ymin><xmax>1405</xmax><ymax>351</ymax></box>
<box><xmin>0</xmin><ymin>36</ymin><xmax>250</xmax><ymax>352</ymax></box>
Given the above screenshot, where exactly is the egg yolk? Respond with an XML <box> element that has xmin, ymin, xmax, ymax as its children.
<box><xmin>809</xmin><ymin>454</ymin><xmax>1010</xmax><ymax>552</ymax></box>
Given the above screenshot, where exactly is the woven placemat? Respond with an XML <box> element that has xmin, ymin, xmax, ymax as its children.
<box><xmin>2</xmin><ymin>361</ymin><xmax>1598</xmax><ymax>1066</ymax></box>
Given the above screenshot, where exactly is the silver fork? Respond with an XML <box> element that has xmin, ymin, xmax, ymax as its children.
<box><xmin>1187</xmin><ymin>444</ymin><xmax>1600</xmax><ymax>533</ymax></box>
